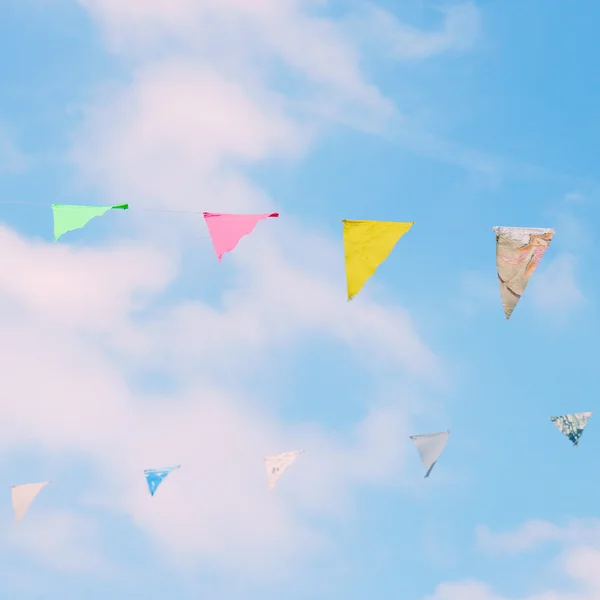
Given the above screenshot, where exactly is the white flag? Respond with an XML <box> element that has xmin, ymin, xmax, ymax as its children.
<box><xmin>11</xmin><ymin>481</ymin><xmax>50</xmax><ymax>523</ymax></box>
<box><xmin>410</xmin><ymin>431</ymin><xmax>449</xmax><ymax>478</ymax></box>
<box><xmin>264</xmin><ymin>450</ymin><xmax>303</xmax><ymax>491</ymax></box>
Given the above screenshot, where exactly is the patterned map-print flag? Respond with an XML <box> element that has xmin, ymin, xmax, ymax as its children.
<box><xmin>264</xmin><ymin>450</ymin><xmax>303</xmax><ymax>491</ymax></box>
<box><xmin>550</xmin><ymin>412</ymin><xmax>592</xmax><ymax>446</ymax></box>
<box><xmin>493</xmin><ymin>226</ymin><xmax>554</xmax><ymax>320</ymax></box>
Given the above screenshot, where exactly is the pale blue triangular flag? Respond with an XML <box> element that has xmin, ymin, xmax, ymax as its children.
<box><xmin>144</xmin><ymin>465</ymin><xmax>181</xmax><ymax>496</ymax></box>
<box><xmin>410</xmin><ymin>431</ymin><xmax>449</xmax><ymax>478</ymax></box>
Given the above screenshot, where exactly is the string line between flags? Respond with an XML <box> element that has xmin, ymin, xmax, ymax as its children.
<box><xmin>0</xmin><ymin>198</ymin><xmax>554</xmax><ymax>229</ymax></box>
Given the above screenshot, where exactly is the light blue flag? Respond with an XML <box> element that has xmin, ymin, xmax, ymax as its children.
<box><xmin>144</xmin><ymin>465</ymin><xmax>181</xmax><ymax>496</ymax></box>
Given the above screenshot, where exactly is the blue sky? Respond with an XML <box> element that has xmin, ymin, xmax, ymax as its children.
<box><xmin>1</xmin><ymin>1</ymin><xmax>600</xmax><ymax>599</ymax></box>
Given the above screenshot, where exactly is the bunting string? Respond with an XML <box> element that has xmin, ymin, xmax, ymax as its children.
<box><xmin>0</xmin><ymin>198</ymin><xmax>555</xmax><ymax>227</ymax></box>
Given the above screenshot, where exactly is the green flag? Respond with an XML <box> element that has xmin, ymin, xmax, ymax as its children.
<box><xmin>51</xmin><ymin>204</ymin><xmax>128</xmax><ymax>241</ymax></box>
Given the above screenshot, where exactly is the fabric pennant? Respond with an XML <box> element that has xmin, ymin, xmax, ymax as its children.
<box><xmin>203</xmin><ymin>212</ymin><xmax>279</xmax><ymax>261</ymax></box>
<box><xmin>52</xmin><ymin>204</ymin><xmax>129</xmax><ymax>241</ymax></box>
<box><xmin>410</xmin><ymin>431</ymin><xmax>449</xmax><ymax>478</ymax></box>
<box><xmin>264</xmin><ymin>450</ymin><xmax>303</xmax><ymax>491</ymax></box>
<box><xmin>550</xmin><ymin>412</ymin><xmax>591</xmax><ymax>446</ymax></box>
<box><xmin>144</xmin><ymin>465</ymin><xmax>181</xmax><ymax>496</ymax></box>
<box><xmin>11</xmin><ymin>481</ymin><xmax>50</xmax><ymax>523</ymax></box>
<box><xmin>343</xmin><ymin>220</ymin><xmax>413</xmax><ymax>300</ymax></box>
<box><xmin>493</xmin><ymin>226</ymin><xmax>554</xmax><ymax>319</ymax></box>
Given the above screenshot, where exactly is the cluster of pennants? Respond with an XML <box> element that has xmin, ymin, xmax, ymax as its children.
<box><xmin>10</xmin><ymin>412</ymin><xmax>590</xmax><ymax>523</ymax></box>
<box><xmin>8</xmin><ymin>211</ymin><xmax>566</xmax><ymax>522</ymax></box>
<box><xmin>48</xmin><ymin>204</ymin><xmax>554</xmax><ymax>316</ymax></box>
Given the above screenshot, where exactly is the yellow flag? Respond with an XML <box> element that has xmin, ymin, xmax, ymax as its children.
<box><xmin>343</xmin><ymin>220</ymin><xmax>413</xmax><ymax>300</ymax></box>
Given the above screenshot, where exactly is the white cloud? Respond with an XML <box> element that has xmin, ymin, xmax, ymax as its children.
<box><xmin>72</xmin><ymin>59</ymin><xmax>311</xmax><ymax>208</ymax></box>
<box><xmin>477</xmin><ymin>518</ymin><xmax>600</xmax><ymax>554</ymax></box>
<box><xmin>421</xmin><ymin>520</ymin><xmax>458</xmax><ymax>569</ymax></box>
<box><xmin>421</xmin><ymin>520</ymin><xmax>600</xmax><ymax>600</ymax></box>
<box><xmin>564</xmin><ymin>191</ymin><xmax>585</xmax><ymax>203</ymax></box>
<box><xmin>74</xmin><ymin>0</ymin><xmax>499</xmax><ymax>180</ymax></box>
<box><xmin>425</xmin><ymin>580</ymin><xmax>502</xmax><ymax>600</ymax></box>
<box><xmin>455</xmin><ymin>269</ymin><xmax>498</xmax><ymax>315</ymax></box>
<box><xmin>530</xmin><ymin>254</ymin><xmax>586</xmax><ymax>314</ymax></box>
<box><xmin>424</xmin><ymin>546</ymin><xmax>600</xmax><ymax>600</ymax></box>
<box><xmin>356</xmin><ymin>2</ymin><xmax>482</xmax><ymax>61</ymax></box>
<box><xmin>552</xmin><ymin>213</ymin><xmax>590</xmax><ymax>249</ymax></box>
<box><xmin>0</xmin><ymin>126</ymin><xmax>28</xmax><ymax>172</ymax></box>
<box><xmin>0</xmin><ymin>224</ymin><xmax>438</xmax><ymax>577</ymax></box>
<box><xmin>0</xmin><ymin>227</ymin><xmax>173</xmax><ymax>331</ymax></box>
<box><xmin>7</xmin><ymin>510</ymin><xmax>113</xmax><ymax>576</ymax></box>
<box><xmin>121</xmin><ymin>229</ymin><xmax>443</xmax><ymax>381</ymax></box>
<box><xmin>0</xmin><ymin>0</ymin><xmax>473</xmax><ymax>581</ymax></box>
<box><xmin>76</xmin><ymin>0</ymin><xmax>394</xmax><ymax>125</ymax></box>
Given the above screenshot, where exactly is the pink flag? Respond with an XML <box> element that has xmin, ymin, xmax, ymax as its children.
<box><xmin>203</xmin><ymin>212</ymin><xmax>279</xmax><ymax>261</ymax></box>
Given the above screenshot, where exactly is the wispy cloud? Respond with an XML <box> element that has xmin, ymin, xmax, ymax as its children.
<box><xmin>77</xmin><ymin>0</ymin><xmax>394</xmax><ymax>121</ymax></box>
<box><xmin>356</xmin><ymin>2</ymin><xmax>482</xmax><ymax>61</ymax></box>
<box><xmin>75</xmin><ymin>0</ymin><xmax>518</xmax><ymax>181</ymax></box>
<box><xmin>425</xmin><ymin>525</ymin><xmax>600</xmax><ymax>599</ymax></box>
<box><xmin>0</xmin><ymin>126</ymin><xmax>28</xmax><ymax>172</ymax></box>
<box><xmin>75</xmin><ymin>0</ymin><xmax>600</xmax><ymax>190</ymax></box>
<box><xmin>7</xmin><ymin>510</ymin><xmax>114</xmax><ymax>576</ymax></box>
<box><xmin>455</xmin><ymin>269</ymin><xmax>498</xmax><ymax>316</ymax></box>
<box><xmin>530</xmin><ymin>253</ymin><xmax>586</xmax><ymax>315</ymax></box>
<box><xmin>0</xmin><ymin>0</ymin><xmax>447</xmax><ymax>581</ymax></box>
<box><xmin>565</xmin><ymin>191</ymin><xmax>586</xmax><ymax>203</ymax></box>
<box><xmin>424</xmin><ymin>580</ymin><xmax>502</xmax><ymax>600</ymax></box>
<box><xmin>476</xmin><ymin>518</ymin><xmax>600</xmax><ymax>554</ymax></box>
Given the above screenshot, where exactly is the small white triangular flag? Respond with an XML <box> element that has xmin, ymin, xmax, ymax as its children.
<box><xmin>264</xmin><ymin>450</ymin><xmax>303</xmax><ymax>491</ymax></box>
<box><xmin>11</xmin><ymin>481</ymin><xmax>50</xmax><ymax>523</ymax></box>
<box><xmin>410</xmin><ymin>431</ymin><xmax>449</xmax><ymax>478</ymax></box>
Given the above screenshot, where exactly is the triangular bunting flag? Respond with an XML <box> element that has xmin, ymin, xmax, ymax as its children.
<box><xmin>144</xmin><ymin>465</ymin><xmax>181</xmax><ymax>496</ymax></box>
<box><xmin>493</xmin><ymin>226</ymin><xmax>554</xmax><ymax>319</ymax></box>
<box><xmin>550</xmin><ymin>412</ymin><xmax>591</xmax><ymax>446</ymax></box>
<box><xmin>52</xmin><ymin>204</ymin><xmax>129</xmax><ymax>241</ymax></box>
<box><xmin>343</xmin><ymin>220</ymin><xmax>413</xmax><ymax>300</ymax></box>
<box><xmin>410</xmin><ymin>431</ymin><xmax>449</xmax><ymax>478</ymax></box>
<box><xmin>264</xmin><ymin>450</ymin><xmax>303</xmax><ymax>491</ymax></box>
<box><xmin>203</xmin><ymin>212</ymin><xmax>279</xmax><ymax>261</ymax></box>
<box><xmin>11</xmin><ymin>481</ymin><xmax>50</xmax><ymax>523</ymax></box>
